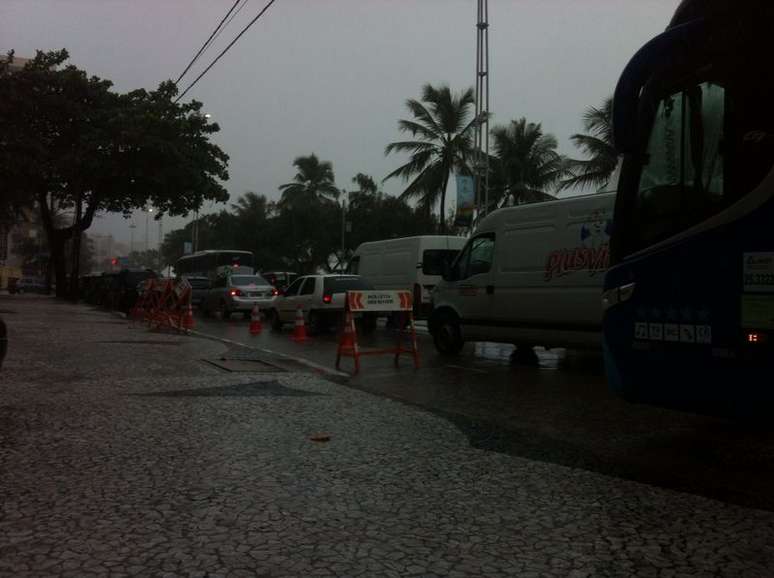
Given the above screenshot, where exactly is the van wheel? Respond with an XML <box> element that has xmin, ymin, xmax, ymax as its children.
<box><xmin>513</xmin><ymin>345</ymin><xmax>540</xmax><ymax>366</ymax></box>
<box><xmin>432</xmin><ymin>311</ymin><xmax>464</xmax><ymax>356</ymax></box>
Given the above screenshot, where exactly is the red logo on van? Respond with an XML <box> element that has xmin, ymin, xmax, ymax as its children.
<box><xmin>544</xmin><ymin>244</ymin><xmax>610</xmax><ymax>281</ymax></box>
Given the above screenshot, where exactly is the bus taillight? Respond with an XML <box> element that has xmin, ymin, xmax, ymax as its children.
<box><xmin>747</xmin><ymin>332</ymin><xmax>767</xmax><ymax>344</ymax></box>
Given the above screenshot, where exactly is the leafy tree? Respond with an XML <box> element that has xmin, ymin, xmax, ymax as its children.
<box><xmin>560</xmin><ymin>97</ymin><xmax>618</xmax><ymax>191</ymax></box>
<box><xmin>0</xmin><ymin>49</ymin><xmax>229</xmax><ymax>298</ymax></box>
<box><xmin>490</xmin><ymin>118</ymin><xmax>567</xmax><ymax>206</ymax></box>
<box><xmin>384</xmin><ymin>84</ymin><xmax>477</xmax><ymax>233</ymax></box>
<box><xmin>278</xmin><ymin>154</ymin><xmax>339</xmax><ymax>209</ymax></box>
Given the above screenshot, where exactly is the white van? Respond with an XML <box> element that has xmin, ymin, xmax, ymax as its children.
<box><xmin>349</xmin><ymin>236</ymin><xmax>467</xmax><ymax>317</ymax></box>
<box><xmin>429</xmin><ymin>193</ymin><xmax>615</xmax><ymax>357</ymax></box>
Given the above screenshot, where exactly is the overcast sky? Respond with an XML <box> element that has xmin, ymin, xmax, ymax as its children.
<box><xmin>2</xmin><ymin>0</ymin><xmax>676</xmax><ymax>247</ymax></box>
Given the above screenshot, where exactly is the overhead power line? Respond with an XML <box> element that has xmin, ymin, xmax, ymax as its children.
<box><xmin>174</xmin><ymin>0</ymin><xmax>244</xmax><ymax>85</ymax></box>
<box><xmin>175</xmin><ymin>0</ymin><xmax>278</xmax><ymax>103</ymax></box>
<box><xmin>210</xmin><ymin>0</ymin><xmax>251</xmax><ymax>49</ymax></box>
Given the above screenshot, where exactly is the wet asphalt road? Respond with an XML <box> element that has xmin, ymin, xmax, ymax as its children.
<box><xmin>193</xmin><ymin>310</ymin><xmax>774</xmax><ymax>512</ymax></box>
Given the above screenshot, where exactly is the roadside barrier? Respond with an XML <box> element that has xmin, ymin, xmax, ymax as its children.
<box><xmin>292</xmin><ymin>305</ymin><xmax>308</xmax><ymax>342</ymax></box>
<box><xmin>130</xmin><ymin>278</ymin><xmax>194</xmax><ymax>333</ymax></box>
<box><xmin>336</xmin><ymin>290</ymin><xmax>419</xmax><ymax>375</ymax></box>
<box><xmin>249</xmin><ymin>304</ymin><xmax>262</xmax><ymax>335</ymax></box>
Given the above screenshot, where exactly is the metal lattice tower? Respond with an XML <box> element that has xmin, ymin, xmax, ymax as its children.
<box><xmin>474</xmin><ymin>0</ymin><xmax>490</xmax><ymax>219</ymax></box>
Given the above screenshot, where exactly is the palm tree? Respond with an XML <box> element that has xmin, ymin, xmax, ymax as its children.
<box><xmin>352</xmin><ymin>173</ymin><xmax>378</xmax><ymax>195</ymax></box>
<box><xmin>490</xmin><ymin>118</ymin><xmax>567</xmax><ymax>206</ymax></box>
<box><xmin>560</xmin><ymin>97</ymin><xmax>618</xmax><ymax>191</ymax></box>
<box><xmin>384</xmin><ymin>84</ymin><xmax>477</xmax><ymax>233</ymax></box>
<box><xmin>231</xmin><ymin>191</ymin><xmax>267</xmax><ymax>219</ymax></box>
<box><xmin>279</xmin><ymin>154</ymin><xmax>339</xmax><ymax>209</ymax></box>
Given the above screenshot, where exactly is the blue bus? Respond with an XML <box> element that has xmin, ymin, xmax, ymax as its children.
<box><xmin>603</xmin><ymin>0</ymin><xmax>774</xmax><ymax>416</ymax></box>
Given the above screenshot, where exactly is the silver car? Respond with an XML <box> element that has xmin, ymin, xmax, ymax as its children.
<box><xmin>203</xmin><ymin>274</ymin><xmax>276</xmax><ymax>320</ymax></box>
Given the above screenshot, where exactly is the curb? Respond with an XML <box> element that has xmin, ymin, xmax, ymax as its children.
<box><xmin>188</xmin><ymin>328</ymin><xmax>351</xmax><ymax>380</ymax></box>
<box><xmin>112</xmin><ymin>309</ymin><xmax>350</xmax><ymax>379</ymax></box>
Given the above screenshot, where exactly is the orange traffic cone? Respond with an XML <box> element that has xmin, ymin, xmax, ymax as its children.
<box><xmin>292</xmin><ymin>305</ymin><xmax>308</xmax><ymax>342</ymax></box>
<box><xmin>182</xmin><ymin>302</ymin><xmax>195</xmax><ymax>331</ymax></box>
<box><xmin>249</xmin><ymin>304</ymin><xmax>262</xmax><ymax>335</ymax></box>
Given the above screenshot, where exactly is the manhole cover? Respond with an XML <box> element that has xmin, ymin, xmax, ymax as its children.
<box><xmin>134</xmin><ymin>381</ymin><xmax>322</xmax><ymax>398</ymax></box>
<box><xmin>203</xmin><ymin>358</ymin><xmax>284</xmax><ymax>372</ymax></box>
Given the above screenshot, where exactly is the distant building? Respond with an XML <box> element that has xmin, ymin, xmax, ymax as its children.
<box><xmin>0</xmin><ymin>55</ymin><xmax>35</xmax><ymax>289</ymax></box>
<box><xmin>0</xmin><ymin>207</ymin><xmax>45</xmax><ymax>289</ymax></box>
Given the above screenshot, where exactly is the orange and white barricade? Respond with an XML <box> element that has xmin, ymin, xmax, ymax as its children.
<box><xmin>335</xmin><ymin>290</ymin><xmax>419</xmax><ymax>375</ymax></box>
<box><xmin>131</xmin><ymin>278</ymin><xmax>194</xmax><ymax>334</ymax></box>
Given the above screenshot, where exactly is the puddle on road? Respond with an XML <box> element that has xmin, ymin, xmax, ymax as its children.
<box><xmin>472</xmin><ymin>342</ymin><xmax>565</xmax><ymax>369</ymax></box>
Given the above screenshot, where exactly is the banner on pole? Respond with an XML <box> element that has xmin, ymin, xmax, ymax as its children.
<box><xmin>454</xmin><ymin>175</ymin><xmax>475</xmax><ymax>227</ymax></box>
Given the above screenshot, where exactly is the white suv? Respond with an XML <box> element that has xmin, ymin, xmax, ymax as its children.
<box><xmin>268</xmin><ymin>274</ymin><xmax>374</xmax><ymax>334</ymax></box>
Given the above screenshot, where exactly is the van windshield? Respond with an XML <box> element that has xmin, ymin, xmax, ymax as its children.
<box><xmin>422</xmin><ymin>249</ymin><xmax>460</xmax><ymax>276</ymax></box>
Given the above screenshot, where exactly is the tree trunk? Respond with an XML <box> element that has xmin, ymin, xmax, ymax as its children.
<box><xmin>69</xmin><ymin>194</ymin><xmax>83</xmax><ymax>300</ymax></box>
<box><xmin>438</xmin><ymin>171</ymin><xmax>451</xmax><ymax>235</ymax></box>
<box><xmin>50</xmin><ymin>236</ymin><xmax>68</xmax><ymax>298</ymax></box>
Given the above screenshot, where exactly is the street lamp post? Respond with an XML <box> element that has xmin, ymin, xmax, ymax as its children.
<box><xmin>145</xmin><ymin>207</ymin><xmax>153</xmax><ymax>253</ymax></box>
<box><xmin>340</xmin><ymin>191</ymin><xmax>348</xmax><ymax>273</ymax></box>
<box><xmin>129</xmin><ymin>223</ymin><xmax>137</xmax><ymax>255</ymax></box>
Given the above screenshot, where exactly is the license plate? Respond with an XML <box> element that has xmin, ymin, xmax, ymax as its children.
<box><xmin>248</xmin><ymin>292</ymin><xmax>258</xmax><ymax>298</ymax></box>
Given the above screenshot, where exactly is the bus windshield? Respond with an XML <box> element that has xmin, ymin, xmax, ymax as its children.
<box><xmin>621</xmin><ymin>26</ymin><xmax>774</xmax><ymax>255</ymax></box>
<box><xmin>636</xmin><ymin>80</ymin><xmax>727</xmax><ymax>248</ymax></box>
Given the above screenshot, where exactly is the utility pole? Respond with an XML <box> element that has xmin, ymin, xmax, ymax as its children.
<box><xmin>129</xmin><ymin>223</ymin><xmax>137</xmax><ymax>255</ymax></box>
<box><xmin>340</xmin><ymin>191</ymin><xmax>347</xmax><ymax>273</ymax></box>
<box><xmin>192</xmin><ymin>209</ymin><xmax>199</xmax><ymax>253</ymax></box>
<box><xmin>474</xmin><ymin>0</ymin><xmax>491</xmax><ymax>220</ymax></box>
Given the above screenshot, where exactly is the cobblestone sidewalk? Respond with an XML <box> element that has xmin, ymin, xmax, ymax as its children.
<box><xmin>1</xmin><ymin>297</ymin><xmax>773</xmax><ymax>577</ymax></box>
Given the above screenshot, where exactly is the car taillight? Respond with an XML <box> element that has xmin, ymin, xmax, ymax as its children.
<box><xmin>322</xmin><ymin>294</ymin><xmax>332</xmax><ymax>304</ymax></box>
<box><xmin>271</xmin><ymin>287</ymin><xmax>279</xmax><ymax>296</ymax></box>
<box><xmin>230</xmin><ymin>289</ymin><xmax>242</xmax><ymax>297</ymax></box>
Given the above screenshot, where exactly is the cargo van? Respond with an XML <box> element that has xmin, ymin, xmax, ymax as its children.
<box><xmin>429</xmin><ymin>193</ymin><xmax>615</xmax><ymax>358</ymax></box>
<box><xmin>349</xmin><ymin>236</ymin><xmax>467</xmax><ymax>317</ymax></box>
